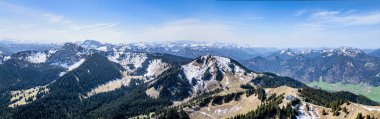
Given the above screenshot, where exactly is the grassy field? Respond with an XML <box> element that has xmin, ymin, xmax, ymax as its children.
<box><xmin>307</xmin><ymin>80</ymin><xmax>380</xmax><ymax>102</ymax></box>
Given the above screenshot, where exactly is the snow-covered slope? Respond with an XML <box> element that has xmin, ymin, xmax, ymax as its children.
<box><xmin>80</xmin><ymin>52</ymin><xmax>189</xmax><ymax>98</ymax></box>
<box><xmin>106</xmin><ymin>52</ymin><xmax>179</xmax><ymax>78</ymax></box>
<box><xmin>179</xmin><ymin>55</ymin><xmax>257</xmax><ymax>93</ymax></box>
<box><xmin>144</xmin><ymin>59</ymin><xmax>170</xmax><ymax>77</ymax></box>
<box><xmin>26</xmin><ymin>52</ymin><xmax>47</xmax><ymax>63</ymax></box>
<box><xmin>322</xmin><ymin>47</ymin><xmax>364</xmax><ymax>57</ymax></box>
<box><xmin>47</xmin><ymin>43</ymin><xmax>86</xmax><ymax>67</ymax></box>
<box><xmin>79</xmin><ymin>40</ymin><xmax>104</xmax><ymax>50</ymax></box>
<box><xmin>9</xmin><ymin>51</ymin><xmax>48</xmax><ymax>64</ymax></box>
<box><xmin>182</xmin><ymin>55</ymin><xmax>248</xmax><ymax>81</ymax></box>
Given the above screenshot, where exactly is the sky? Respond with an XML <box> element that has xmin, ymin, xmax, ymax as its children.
<box><xmin>0</xmin><ymin>0</ymin><xmax>380</xmax><ymax>48</ymax></box>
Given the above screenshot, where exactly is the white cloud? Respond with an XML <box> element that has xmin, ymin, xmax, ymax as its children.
<box><xmin>295</xmin><ymin>23</ymin><xmax>325</xmax><ymax>31</ymax></box>
<box><xmin>308</xmin><ymin>10</ymin><xmax>380</xmax><ymax>26</ymax></box>
<box><xmin>0</xmin><ymin>1</ymin><xmax>239</xmax><ymax>44</ymax></box>
<box><xmin>1</xmin><ymin>1</ymin><xmax>379</xmax><ymax>49</ymax></box>
<box><xmin>71</xmin><ymin>23</ymin><xmax>120</xmax><ymax>31</ymax></box>
<box><xmin>126</xmin><ymin>18</ymin><xmax>238</xmax><ymax>43</ymax></box>
<box><xmin>294</xmin><ymin>10</ymin><xmax>308</xmax><ymax>16</ymax></box>
<box><xmin>311</xmin><ymin>10</ymin><xmax>340</xmax><ymax>18</ymax></box>
<box><xmin>42</xmin><ymin>14</ymin><xmax>64</xmax><ymax>24</ymax></box>
<box><xmin>0</xmin><ymin>1</ymin><xmax>126</xmax><ymax>43</ymax></box>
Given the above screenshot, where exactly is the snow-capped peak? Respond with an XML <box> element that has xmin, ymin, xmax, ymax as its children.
<box><xmin>280</xmin><ymin>49</ymin><xmax>297</xmax><ymax>56</ymax></box>
<box><xmin>80</xmin><ymin>40</ymin><xmax>104</xmax><ymax>49</ymax></box>
<box><xmin>322</xmin><ymin>47</ymin><xmax>364</xmax><ymax>57</ymax></box>
<box><xmin>181</xmin><ymin>55</ymin><xmax>255</xmax><ymax>94</ymax></box>
<box><xmin>182</xmin><ymin>55</ymin><xmax>247</xmax><ymax>82</ymax></box>
<box><xmin>299</xmin><ymin>49</ymin><xmax>316</xmax><ymax>55</ymax></box>
<box><xmin>48</xmin><ymin>43</ymin><xmax>86</xmax><ymax>68</ymax></box>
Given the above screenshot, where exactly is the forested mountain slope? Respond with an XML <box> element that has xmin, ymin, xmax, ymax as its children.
<box><xmin>0</xmin><ymin>52</ymin><xmax>378</xmax><ymax>118</ymax></box>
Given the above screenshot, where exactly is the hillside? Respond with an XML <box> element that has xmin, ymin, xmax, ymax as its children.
<box><xmin>184</xmin><ymin>86</ymin><xmax>380</xmax><ymax>119</ymax></box>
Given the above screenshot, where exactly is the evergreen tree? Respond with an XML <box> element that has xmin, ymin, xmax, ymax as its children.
<box><xmin>356</xmin><ymin>113</ymin><xmax>364</xmax><ymax>119</ymax></box>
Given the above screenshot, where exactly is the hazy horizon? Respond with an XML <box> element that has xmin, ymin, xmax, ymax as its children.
<box><xmin>1</xmin><ymin>39</ymin><xmax>379</xmax><ymax>50</ymax></box>
<box><xmin>1</xmin><ymin>0</ymin><xmax>380</xmax><ymax>48</ymax></box>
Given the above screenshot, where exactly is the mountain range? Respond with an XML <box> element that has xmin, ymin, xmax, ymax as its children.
<box><xmin>243</xmin><ymin>48</ymin><xmax>380</xmax><ymax>86</ymax></box>
<box><xmin>78</xmin><ymin>40</ymin><xmax>277</xmax><ymax>60</ymax></box>
<box><xmin>1</xmin><ymin>40</ymin><xmax>380</xmax><ymax>88</ymax></box>
<box><xmin>0</xmin><ymin>41</ymin><xmax>379</xmax><ymax>118</ymax></box>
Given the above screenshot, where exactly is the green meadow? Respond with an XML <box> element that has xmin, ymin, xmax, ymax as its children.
<box><xmin>307</xmin><ymin>80</ymin><xmax>380</xmax><ymax>102</ymax></box>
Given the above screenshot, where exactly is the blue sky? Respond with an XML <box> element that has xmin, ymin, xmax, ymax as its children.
<box><xmin>0</xmin><ymin>0</ymin><xmax>380</xmax><ymax>48</ymax></box>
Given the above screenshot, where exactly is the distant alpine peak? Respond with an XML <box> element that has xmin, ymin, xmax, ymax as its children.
<box><xmin>277</xmin><ymin>47</ymin><xmax>364</xmax><ymax>57</ymax></box>
<box><xmin>126</xmin><ymin>40</ymin><xmax>253</xmax><ymax>49</ymax></box>
<box><xmin>81</xmin><ymin>39</ymin><xmax>103</xmax><ymax>45</ymax></box>
<box><xmin>279</xmin><ymin>48</ymin><xmax>297</xmax><ymax>56</ymax></box>
<box><xmin>62</xmin><ymin>43</ymin><xmax>84</xmax><ymax>51</ymax></box>
<box><xmin>299</xmin><ymin>49</ymin><xmax>316</xmax><ymax>54</ymax></box>
<box><xmin>47</xmin><ymin>43</ymin><xmax>86</xmax><ymax>68</ymax></box>
<box><xmin>279</xmin><ymin>48</ymin><xmax>319</xmax><ymax>56</ymax></box>
<box><xmin>79</xmin><ymin>40</ymin><xmax>104</xmax><ymax>49</ymax></box>
<box><xmin>322</xmin><ymin>47</ymin><xmax>364</xmax><ymax>57</ymax></box>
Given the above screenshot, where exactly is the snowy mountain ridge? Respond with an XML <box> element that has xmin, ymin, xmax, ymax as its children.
<box><xmin>276</xmin><ymin>47</ymin><xmax>365</xmax><ymax>58</ymax></box>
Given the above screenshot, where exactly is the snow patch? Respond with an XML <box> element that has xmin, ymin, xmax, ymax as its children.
<box><xmin>144</xmin><ymin>59</ymin><xmax>169</xmax><ymax>77</ymax></box>
<box><xmin>48</xmin><ymin>49</ymin><xmax>57</xmax><ymax>54</ymax></box>
<box><xmin>68</xmin><ymin>59</ymin><xmax>85</xmax><ymax>71</ymax></box>
<box><xmin>107</xmin><ymin>51</ymin><xmax>121</xmax><ymax>63</ymax></box>
<box><xmin>182</xmin><ymin>62</ymin><xmax>208</xmax><ymax>82</ymax></box>
<box><xmin>4</xmin><ymin>56</ymin><xmax>11</xmax><ymax>61</ymax></box>
<box><xmin>57</xmin><ymin>59</ymin><xmax>85</xmax><ymax>77</ymax></box>
<box><xmin>230</xmin><ymin>105</ymin><xmax>241</xmax><ymax>111</ymax></box>
<box><xmin>96</xmin><ymin>46</ymin><xmax>108</xmax><ymax>51</ymax></box>
<box><xmin>109</xmin><ymin>52</ymin><xmax>148</xmax><ymax>71</ymax></box>
<box><xmin>27</xmin><ymin>52</ymin><xmax>47</xmax><ymax>63</ymax></box>
<box><xmin>59</xmin><ymin>72</ymin><xmax>66</xmax><ymax>77</ymax></box>
<box><xmin>214</xmin><ymin>108</ymin><xmax>228</xmax><ymax>115</ymax></box>
<box><xmin>296</xmin><ymin>102</ymin><xmax>318</xmax><ymax>119</ymax></box>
